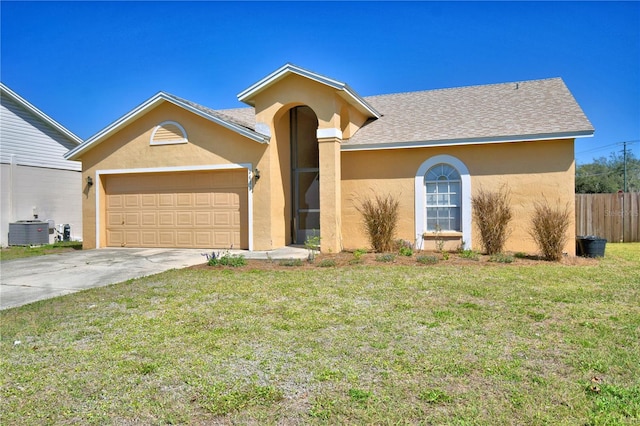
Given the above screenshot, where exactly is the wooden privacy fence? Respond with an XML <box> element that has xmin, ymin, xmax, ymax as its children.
<box><xmin>575</xmin><ymin>193</ymin><xmax>640</xmax><ymax>243</ymax></box>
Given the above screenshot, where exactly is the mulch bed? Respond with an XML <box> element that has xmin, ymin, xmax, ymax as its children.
<box><xmin>189</xmin><ymin>250</ymin><xmax>598</xmax><ymax>272</ymax></box>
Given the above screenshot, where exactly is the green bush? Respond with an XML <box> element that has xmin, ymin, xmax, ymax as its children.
<box><xmin>399</xmin><ymin>247</ymin><xmax>413</xmax><ymax>256</ymax></box>
<box><xmin>279</xmin><ymin>258</ymin><xmax>303</xmax><ymax>267</ymax></box>
<box><xmin>305</xmin><ymin>231</ymin><xmax>320</xmax><ymax>262</ymax></box>
<box><xmin>472</xmin><ymin>186</ymin><xmax>513</xmax><ymax>255</ymax></box>
<box><xmin>356</xmin><ymin>193</ymin><xmax>400</xmax><ymax>253</ymax></box>
<box><xmin>318</xmin><ymin>259</ymin><xmax>336</xmax><ymax>267</ymax></box>
<box><xmin>208</xmin><ymin>252</ymin><xmax>247</xmax><ymax>267</ymax></box>
<box><xmin>352</xmin><ymin>248</ymin><xmax>367</xmax><ymax>262</ymax></box>
<box><xmin>349</xmin><ymin>250</ymin><xmax>366</xmax><ymax>265</ymax></box>
<box><xmin>375</xmin><ymin>253</ymin><xmax>396</xmax><ymax>263</ymax></box>
<box><xmin>459</xmin><ymin>249</ymin><xmax>480</xmax><ymax>260</ymax></box>
<box><xmin>394</xmin><ymin>239</ymin><xmax>413</xmax><ymax>256</ymax></box>
<box><xmin>416</xmin><ymin>255</ymin><xmax>439</xmax><ymax>264</ymax></box>
<box><xmin>529</xmin><ymin>198</ymin><xmax>571</xmax><ymax>261</ymax></box>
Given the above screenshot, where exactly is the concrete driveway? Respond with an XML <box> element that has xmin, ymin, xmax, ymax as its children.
<box><xmin>0</xmin><ymin>247</ymin><xmax>308</xmax><ymax>310</ymax></box>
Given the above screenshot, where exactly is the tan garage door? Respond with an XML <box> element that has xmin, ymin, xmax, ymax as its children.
<box><xmin>105</xmin><ymin>170</ymin><xmax>248</xmax><ymax>249</ymax></box>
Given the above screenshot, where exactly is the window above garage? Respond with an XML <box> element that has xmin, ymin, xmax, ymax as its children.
<box><xmin>150</xmin><ymin>121</ymin><xmax>188</xmax><ymax>145</ymax></box>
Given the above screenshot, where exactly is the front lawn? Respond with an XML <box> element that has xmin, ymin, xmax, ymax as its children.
<box><xmin>1</xmin><ymin>244</ymin><xmax>639</xmax><ymax>424</ymax></box>
<box><xmin>0</xmin><ymin>241</ymin><xmax>82</xmax><ymax>261</ymax></box>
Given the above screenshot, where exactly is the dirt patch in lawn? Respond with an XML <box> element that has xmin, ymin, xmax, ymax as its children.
<box><xmin>189</xmin><ymin>250</ymin><xmax>599</xmax><ymax>272</ymax></box>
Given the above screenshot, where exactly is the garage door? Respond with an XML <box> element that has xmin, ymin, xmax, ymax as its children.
<box><xmin>105</xmin><ymin>170</ymin><xmax>248</xmax><ymax>249</ymax></box>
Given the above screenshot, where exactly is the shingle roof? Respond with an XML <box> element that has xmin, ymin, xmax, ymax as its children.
<box><xmin>65</xmin><ymin>92</ymin><xmax>267</xmax><ymax>161</ymax></box>
<box><xmin>344</xmin><ymin>77</ymin><xmax>594</xmax><ymax>149</ymax></box>
<box><xmin>163</xmin><ymin>93</ymin><xmax>256</xmax><ymax>130</ymax></box>
<box><xmin>214</xmin><ymin>77</ymin><xmax>593</xmax><ymax>149</ymax></box>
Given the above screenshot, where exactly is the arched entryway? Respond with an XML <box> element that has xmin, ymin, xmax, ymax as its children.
<box><xmin>290</xmin><ymin>105</ymin><xmax>319</xmax><ymax>244</ymax></box>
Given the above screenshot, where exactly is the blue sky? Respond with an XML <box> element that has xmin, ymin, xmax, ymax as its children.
<box><xmin>1</xmin><ymin>1</ymin><xmax>638</xmax><ymax>164</ymax></box>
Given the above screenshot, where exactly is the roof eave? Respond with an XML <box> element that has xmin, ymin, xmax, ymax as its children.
<box><xmin>65</xmin><ymin>93</ymin><xmax>268</xmax><ymax>161</ymax></box>
<box><xmin>237</xmin><ymin>63</ymin><xmax>381</xmax><ymax>119</ymax></box>
<box><xmin>169</xmin><ymin>97</ymin><xmax>269</xmax><ymax>144</ymax></box>
<box><xmin>1</xmin><ymin>82</ymin><xmax>83</xmax><ymax>146</ymax></box>
<box><xmin>341</xmin><ymin>130</ymin><xmax>595</xmax><ymax>152</ymax></box>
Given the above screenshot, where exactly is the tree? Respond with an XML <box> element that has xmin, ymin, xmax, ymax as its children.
<box><xmin>576</xmin><ymin>151</ymin><xmax>640</xmax><ymax>193</ymax></box>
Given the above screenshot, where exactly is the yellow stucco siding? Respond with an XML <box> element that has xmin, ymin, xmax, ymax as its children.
<box><xmin>250</xmin><ymin>74</ymin><xmax>359</xmax><ymax>251</ymax></box>
<box><xmin>270</xmin><ymin>110</ymin><xmax>292</xmax><ymax>248</ymax></box>
<box><xmin>78</xmin><ymin>102</ymin><xmax>269</xmax><ymax>249</ymax></box>
<box><xmin>253</xmin><ymin>74</ymin><xmax>345</xmax><ymax>132</ymax></box>
<box><xmin>340</xmin><ymin>104</ymin><xmax>369</xmax><ymax>139</ymax></box>
<box><xmin>341</xmin><ymin>139</ymin><xmax>576</xmax><ymax>255</ymax></box>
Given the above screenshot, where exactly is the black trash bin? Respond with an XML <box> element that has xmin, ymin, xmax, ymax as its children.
<box><xmin>576</xmin><ymin>236</ymin><xmax>607</xmax><ymax>258</ymax></box>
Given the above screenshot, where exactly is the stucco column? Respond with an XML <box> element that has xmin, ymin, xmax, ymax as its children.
<box><xmin>317</xmin><ymin>132</ymin><xmax>342</xmax><ymax>253</ymax></box>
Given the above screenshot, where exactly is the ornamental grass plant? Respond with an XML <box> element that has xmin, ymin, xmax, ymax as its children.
<box><xmin>529</xmin><ymin>198</ymin><xmax>571</xmax><ymax>261</ymax></box>
<box><xmin>356</xmin><ymin>193</ymin><xmax>400</xmax><ymax>253</ymax></box>
<box><xmin>471</xmin><ymin>186</ymin><xmax>513</xmax><ymax>255</ymax></box>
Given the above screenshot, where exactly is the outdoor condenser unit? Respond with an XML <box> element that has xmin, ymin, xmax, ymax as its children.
<box><xmin>8</xmin><ymin>220</ymin><xmax>50</xmax><ymax>246</ymax></box>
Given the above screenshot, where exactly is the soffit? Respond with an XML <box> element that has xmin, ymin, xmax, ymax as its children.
<box><xmin>237</xmin><ymin>63</ymin><xmax>381</xmax><ymax>120</ymax></box>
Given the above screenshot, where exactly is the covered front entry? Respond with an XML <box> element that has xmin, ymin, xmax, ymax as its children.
<box><xmin>104</xmin><ymin>169</ymin><xmax>248</xmax><ymax>249</ymax></box>
<box><xmin>290</xmin><ymin>106</ymin><xmax>320</xmax><ymax>244</ymax></box>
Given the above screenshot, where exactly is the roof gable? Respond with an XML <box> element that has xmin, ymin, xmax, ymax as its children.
<box><xmin>65</xmin><ymin>92</ymin><xmax>268</xmax><ymax>161</ymax></box>
<box><xmin>0</xmin><ymin>82</ymin><xmax>82</xmax><ymax>146</ymax></box>
<box><xmin>237</xmin><ymin>63</ymin><xmax>381</xmax><ymax>120</ymax></box>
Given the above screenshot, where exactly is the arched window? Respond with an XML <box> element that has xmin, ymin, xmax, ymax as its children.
<box><xmin>415</xmin><ymin>155</ymin><xmax>472</xmax><ymax>249</ymax></box>
<box><xmin>425</xmin><ymin>163</ymin><xmax>461</xmax><ymax>231</ymax></box>
<box><xmin>150</xmin><ymin>121</ymin><xmax>188</xmax><ymax>145</ymax></box>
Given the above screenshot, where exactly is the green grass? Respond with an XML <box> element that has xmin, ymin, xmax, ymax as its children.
<box><xmin>0</xmin><ymin>241</ymin><xmax>82</xmax><ymax>261</ymax></box>
<box><xmin>1</xmin><ymin>243</ymin><xmax>639</xmax><ymax>424</ymax></box>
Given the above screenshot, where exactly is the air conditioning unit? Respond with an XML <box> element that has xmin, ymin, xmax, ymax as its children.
<box><xmin>8</xmin><ymin>220</ymin><xmax>49</xmax><ymax>246</ymax></box>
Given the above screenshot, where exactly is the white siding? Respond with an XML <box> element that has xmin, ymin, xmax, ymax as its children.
<box><xmin>1</xmin><ymin>163</ymin><xmax>82</xmax><ymax>246</ymax></box>
<box><xmin>0</xmin><ymin>95</ymin><xmax>81</xmax><ymax>171</ymax></box>
<box><xmin>0</xmin><ymin>85</ymin><xmax>83</xmax><ymax>246</ymax></box>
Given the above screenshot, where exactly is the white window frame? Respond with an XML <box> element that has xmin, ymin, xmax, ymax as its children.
<box><xmin>415</xmin><ymin>155</ymin><xmax>472</xmax><ymax>249</ymax></box>
<box><xmin>425</xmin><ymin>164</ymin><xmax>462</xmax><ymax>232</ymax></box>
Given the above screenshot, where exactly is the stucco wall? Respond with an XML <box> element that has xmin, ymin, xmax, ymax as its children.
<box><xmin>341</xmin><ymin>139</ymin><xmax>576</xmax><ymax>255</ymax></box>
<box><xmin>252</xmin><ymin>74</ymin><xmax>355</xmax><ymax>251</ymax></box>
<box><xmin>78</xmin><ymin>102</ymin><xmax>268</xmax><ymax>249</ymax></box>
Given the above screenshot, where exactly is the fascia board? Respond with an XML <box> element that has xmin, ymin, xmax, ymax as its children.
<box><xmin>1</xmin><ymin>82</ymin><xmax>83</xmax><ymax>145</ymax></box>
<box><xmin>65</xmin><ymin>93</ymin><xmax>268</xmax><ymax>160</ymax></box>
<box><xmin>338</xmin><ymin>85</ymin><xmax>381</xmax><ymax>119</ymax></box>
<box><xmin>237</xmin><ymin>64</ymin><xmax>380</xmax><ymax>118</ymax></box>
<box><xmin>340</xmin><ymin>130</ymin><xmax>595</xmax><ymax>152</ymax></box>
<box><xmin>65</xmin><ymin>93</ymin><xmax>166</xmax><ymax>160</ymax></box>
<box><xmin>237</xmin><ymin>64</ymin><xmax>342</xmax><ymax>104</ymax></box>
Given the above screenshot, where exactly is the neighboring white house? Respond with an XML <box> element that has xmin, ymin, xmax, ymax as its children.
<box><xmin>0</xmin><ymin>82</ymin><xmax>83</xmax><ymax>246</ymax></box>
